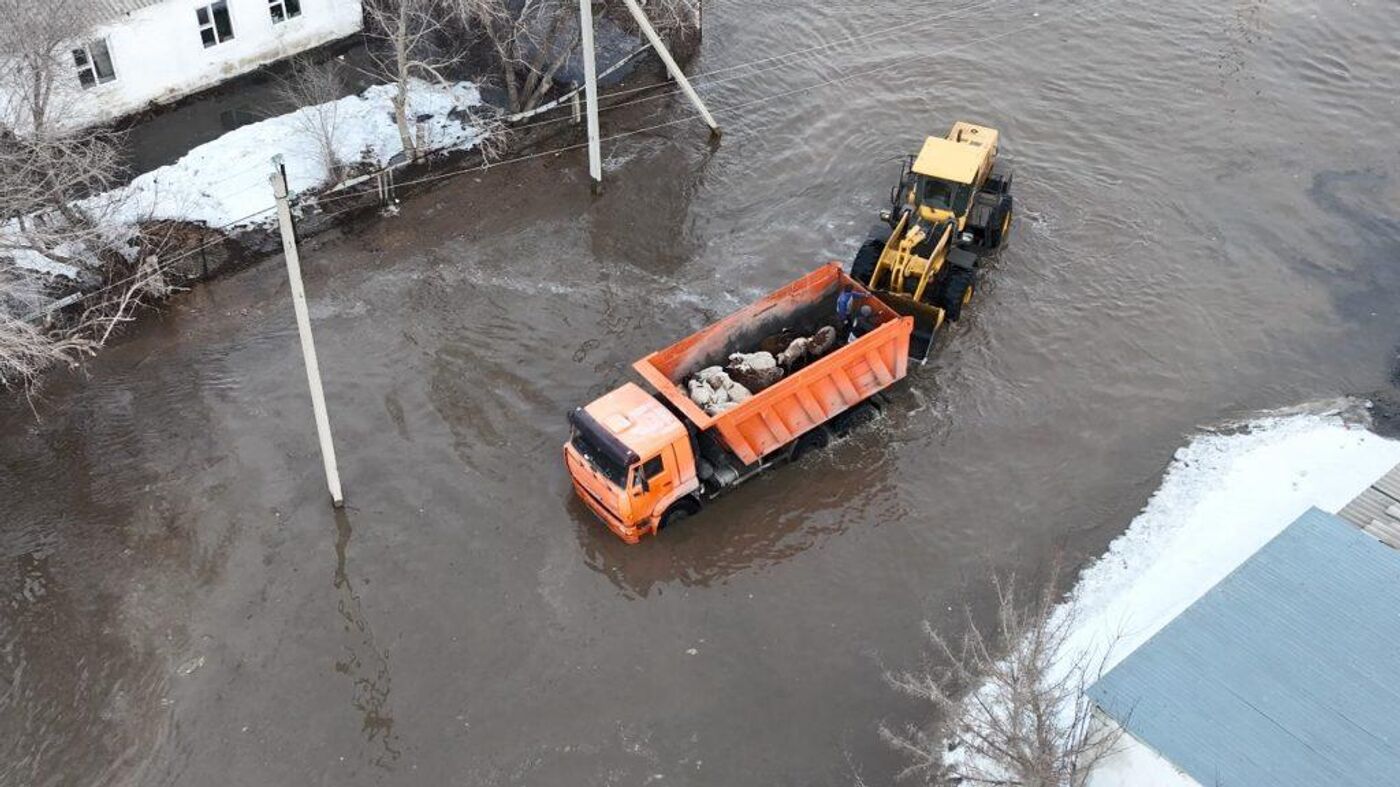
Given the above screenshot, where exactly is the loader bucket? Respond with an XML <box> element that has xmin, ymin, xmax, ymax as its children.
<box><xmin>871</xmin><ymin>291</ymin><xmax>944</xmax><ymax>363</ymax></box>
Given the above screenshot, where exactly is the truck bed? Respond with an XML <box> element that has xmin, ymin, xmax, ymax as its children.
<box><xmin>633</xmin><ymin>264</ymin><xmax>913</xmax><ymax>466</ymax></box>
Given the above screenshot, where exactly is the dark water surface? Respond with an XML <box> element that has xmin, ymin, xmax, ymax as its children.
<box><xmin>4</xmin><ymin>0</ymin><xmax>1400</xmax><ymax>784</ymax></box>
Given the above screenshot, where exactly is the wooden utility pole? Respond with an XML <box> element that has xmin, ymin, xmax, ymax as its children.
<box><xmin>269</xmin><ymin>156</ymin><xmax>344</xmax><ymax>507</ymax></box>
<box><xmin>578</xmin><ymin>0</ymin><xmax>603</xmax><ymax>191</ymax></box>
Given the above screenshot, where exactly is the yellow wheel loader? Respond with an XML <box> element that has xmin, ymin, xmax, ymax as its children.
<box><xmin>849</xmin><ymin>121</ymin><xmax>1013</xmax><ymax>361</ymax></box>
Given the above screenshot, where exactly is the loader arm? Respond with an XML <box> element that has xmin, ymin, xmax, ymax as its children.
<box><xmin>875</xmin><ymin>216</ymin><xmax>952</xmax><ymax>303</ymax></box>
<box><xmin>868</xmin><ymin>211</ymin><xmax>908</xmax><ymax>293</ymax></box>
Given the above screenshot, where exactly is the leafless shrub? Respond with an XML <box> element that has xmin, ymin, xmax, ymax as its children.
<box><xmin>0</xmin><ymin>267</ymin><xmax>94</xmax><ymax>389</ymax></box>
<box><xmin>0</xmin><ymin>222</ymin><xmax>195</xmax><ymax>393</ymax></box>
<box><xmin>881</xmin><ymin>571</ymin><xmax>1123</xmax><ymax>786</ymax></box>
<box><xmin>272</xmin><ymin>57</ymin><xmax>349</xmax><ymax>185</ymax></box>
<box><xmin>362</xmin><ymin>0</ymin><xmax>462</xmax><ymax>161</ymax></box>
<box><xmin>467</xmin><ymin>107</ymin><xmax>511</xmax><ymax>163</ymax></box>
<box><xmin>619</xmin><ymin>0</ymin><xmax>700</xmax><ymax>39</ymax></box>
<box><xmin>0</xmin><ymin>313</ymin><xmax>95</xmax><ymax>390</ymax></box>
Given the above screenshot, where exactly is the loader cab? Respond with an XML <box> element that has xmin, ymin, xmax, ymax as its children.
<box><xmin>564</xmin><ymin>383</ymin><xmax>698</xmax><ymax>543</ymax></box>
<box><xmin>916</xmin><ymin>176</ymin><xmax>974</xmax><ymax>217</ymax></box>
<box><xmin>904</xmin><ymin>134</ymin><xmax>991</xmax><ymax>224</ymax></box>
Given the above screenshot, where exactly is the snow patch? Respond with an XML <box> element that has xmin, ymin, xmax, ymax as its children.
<box><xmin>3</xmin><ymin>78</ymin><xmax>487</xmax><ymax>311</ymax></box>
<box><xmin>103</xmin><ymin>80</ymin><xmax>486</xmax><ymax>230</ymax></box>
<box><xmin>7</xmin><ymin>248</ymin><xmax>82</xmax><ymax>280</ymax></box>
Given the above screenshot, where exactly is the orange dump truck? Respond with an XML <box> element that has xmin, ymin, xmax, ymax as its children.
<box><xmin>564</xmin><ymin>264</ymin><xmax>913</xmax><ymax>543</ymax></box>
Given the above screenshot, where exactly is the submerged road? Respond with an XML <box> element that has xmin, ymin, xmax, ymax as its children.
<box><xmin>3</xmin><ymin>0</ymin><xmax>1399</xmax><ymax>784</ymax></box>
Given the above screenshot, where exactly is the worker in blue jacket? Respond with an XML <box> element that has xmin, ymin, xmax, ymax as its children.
<box><xmin>836</xmin><ymin>287</ymin><xmax>868</xmax><ymax>324</ymax></box>
<box><xmin>836</xmin><ymin>287</ymin><xmax>871</xmax><ymax>341</ymax></box>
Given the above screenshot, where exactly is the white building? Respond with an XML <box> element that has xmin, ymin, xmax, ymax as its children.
<box><xmin>29</xmin><ymin>0</ymin><xmax>362</xmax><ymax>128</ymax></box>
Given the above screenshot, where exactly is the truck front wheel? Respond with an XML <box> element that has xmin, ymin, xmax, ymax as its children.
<box><xmin>659</xmin><ymin>498</ymin><xmax>701</xmax><ymax>530</ymax></box>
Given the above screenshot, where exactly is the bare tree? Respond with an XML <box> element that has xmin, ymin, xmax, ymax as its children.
<box><xmin>362</xmin><ymin>0</ymin><xmax>461</xmax><ymax>161</ymax></box>
<box><xmin>0</xmin><ymin>0</ymin><xmax>127</xmax><ymax>257</ymax></box>
<box><xmin>622</xmin><ymin>0</ymin><xmax>701</xmax><ymax>40</ymax></box>
<box><xmin>881</xmin><ymin>572</ymin><xmax>1123</xmax><ymax>786</ymax></box>
<box><xmin>451</xmin><ymin>0</ymin><xmax>582</xmax><ymax>115</ymax></box>
<box><xmin>272</xmin><ymin>57</ymin><xmax>349</xmax><ymax>184</ymax></box>
<box><xmin>0</xmin><ymin>0</ymin><xmax>84</xmax><ymax>134</ymax></box>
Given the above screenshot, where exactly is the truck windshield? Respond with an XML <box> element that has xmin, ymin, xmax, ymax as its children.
<box><xmin>570</xmin><ymin>428</ymin><xmax>629</xmax><ymax>487</ymax></box>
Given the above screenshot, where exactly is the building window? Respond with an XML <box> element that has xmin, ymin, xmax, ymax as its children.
<box><xmin>269</xmin><ymin>0</ymin><xmax>301</xmax><ymax>23</ymax></box>
<box><xmin>72</xmin><ymin>40</ymin><xmax>117</xmax><ymax>89</ymax></box>
<box><xmin>196</xmin><ymin>1</ymin><xmax>235</xmax><ymax>47</ymax></box>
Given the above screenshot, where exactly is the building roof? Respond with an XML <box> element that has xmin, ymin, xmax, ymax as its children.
<box><xmin>911</xmin><ymin>136</ymin><xmax>984</xmax><ymax>184</ymax></box>
<box><xmin>1088</xmin><ymin>507</ymin><xmax>1400</xmax><ymax>787</ymax></box>
<box><xmin>1337</xmin><ymin>461</ymin><xmax>1400</xmax><ymax>547</ymax></box>
<box><xmin>90</xmin><ymin>0</ymin><xmax>163</xmax><ymax>13</ymax></box>
<box><xmin>77</xmin><ymin>0</ymin><xmax>165</xmax><ymax>27</ymax></box>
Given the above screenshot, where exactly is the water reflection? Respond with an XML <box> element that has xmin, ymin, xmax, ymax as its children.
<box><xmin>575</xmin><ymin>435</ymin><xmax>907</xmax><ymax>597</ymax></box>
<box><xmin>332</xmin><ymin>509</ymin><xmax>402</xmax><ymax>769</ymax></box>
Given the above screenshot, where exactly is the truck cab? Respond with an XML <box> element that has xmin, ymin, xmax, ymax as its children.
<box><xmin>564</xmin><ymin>383</ymin><xmax>698</xmax><ymax>543</ymax></box>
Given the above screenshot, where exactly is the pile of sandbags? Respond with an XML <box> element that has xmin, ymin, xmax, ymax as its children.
<box><xmin>685</xmin><ymin>325</ymin><xmax>841</xmax><ymax>415</ymax></box>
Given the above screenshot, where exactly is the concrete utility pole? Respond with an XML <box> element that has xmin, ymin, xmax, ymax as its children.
<box><xmin>269</xmin><ymin>156</ymin><xmax>344</xmax><ymax>508</ymax></box>
<box><xmin>578</xmin><ymin>0</ymin><xmax>604</xmax><ymax>191</ymax></box>
<box><xmin>576</xmin><ymin>0</ymin><xmax>720</xmax><ymax>189</ymax></box>
<box><xmin>619</xmin><ymin>0</ymin><xmax>720</xmax><ymax>136</ymax></box>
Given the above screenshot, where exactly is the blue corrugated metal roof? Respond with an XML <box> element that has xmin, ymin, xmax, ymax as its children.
<box><xmin>1088</xmin><ymin>507</ymin><xmax>1400</xmax><ymax>787</ymax></box>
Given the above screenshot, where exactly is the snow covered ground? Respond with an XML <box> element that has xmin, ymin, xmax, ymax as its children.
<box><xmin>1058</xmin><ymin>409</ymin><xmax>1400</xmax><ymax>786</ymax></box>
<box><xmin>105</xmin><ymin>79</ymin><xmax>486</xmax><ymax>230</ymax></box>
<box><xmin>3</xmin><ymin>79</ymin><xmax>486</xmax><ymax>289</ymax></box>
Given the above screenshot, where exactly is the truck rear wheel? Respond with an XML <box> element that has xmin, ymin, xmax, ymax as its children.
<box><xmin>791</xmin><ymin>426</ymin><xmax>831</xmax><ymax>462</ymax></box>
<box><xmin>659</xmin><ymin>498</ymin><xmax>700</xmax><ymax>530</ymax></box>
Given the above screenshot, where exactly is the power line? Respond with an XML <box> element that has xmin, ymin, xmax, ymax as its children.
<box><xmin>61</xmin><ymin>0</ymin><xmax>1119</xmax><ymax>309</ymax></box>
<box><xmin>98</xmin><ymin>0</ymin><xmax>1005</xmax><ymax>248</ymax></box>
<box><xmin>103</xmin><ymin>0</ymin><xmax>1015</xmax><ymax>247</ymax></box>
<box><xmin>501</xmin><ymin>0</ymin><xmax>1009</xmax><ymax>137</ymax></box>
<box><xmin>64</xmin><ymin>205</ymin><xmax>277</xmax><ymax>306</ymax></box>
<box><xmin>315</xmin><ymin>0</ymin><xmax>1119</xmax><ymax>209</ymax></box>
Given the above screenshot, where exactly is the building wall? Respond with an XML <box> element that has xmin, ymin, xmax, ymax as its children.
<box><xmin>50</xmin><ymin>0</ymin><xmax>362</xmax><ymax>128</ymax></box>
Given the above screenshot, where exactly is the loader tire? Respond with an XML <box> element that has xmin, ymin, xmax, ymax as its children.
<box><xmin>983</xmin><ymin>195</ymin><xmax>1014</xmax><ymax>250</ymax></box>
<box><xmin>850</xmin><ymin>240</ymin><xmax>882</xmax><ymax>286</ymax></box>
<box><xmin>940</xmin><ymin>268</ymin><xmax>975</xmax><ymax>322</ymax></box>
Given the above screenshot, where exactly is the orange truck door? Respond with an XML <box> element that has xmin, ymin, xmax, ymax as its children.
<box><xmin>628</xmin><ymin>448</ymin><xmax>678</xmax><ymax>529</ymax></box>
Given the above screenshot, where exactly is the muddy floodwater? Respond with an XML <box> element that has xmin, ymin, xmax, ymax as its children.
<box><xmin>4</xmin><ymin>1</ymin><xmax>1400</xmax><ymax>784</ymax></box>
